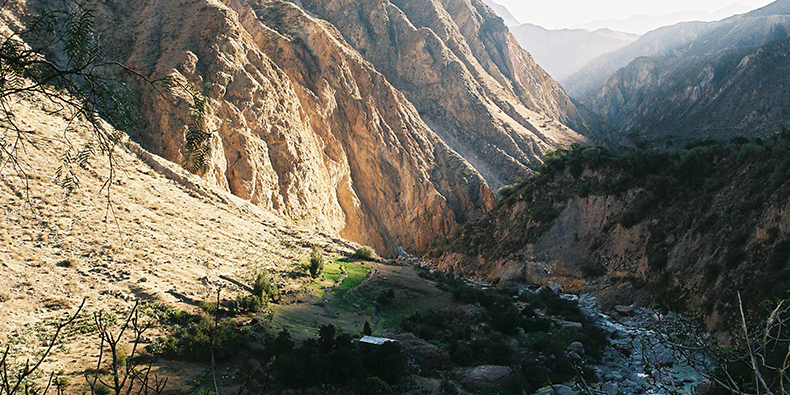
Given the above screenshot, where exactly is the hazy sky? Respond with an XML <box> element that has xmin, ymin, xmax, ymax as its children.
<box><xmin>495</xmin><ymin>0</ymin><xmax>775</xmax><ymax>29</ymax></box>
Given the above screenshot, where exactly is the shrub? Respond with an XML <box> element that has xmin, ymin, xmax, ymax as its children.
<box><xmin>363</xmin><ymin>321</ymin><xmax>372</xmax><ymax>336</ymax></box>
<box><xmin>375</xmin><ymin>289</ymin><xmax>395</xmax><ymax>307</ymax></box>
<box><xmin>353</xmin><ymin>246</ymin><xmax>377</xmax><ymax>261</ymax></box>
<box><xmin>56</xmin><ymin>257</ymin><xmax>77</xmax><ymax>268</ymax></box>
<box><xmin>253</xmin><ymin>271</ymin><xmax>279</xmax><ymax>303</ymax></box>
<box><xmin>648</xmin><ymin>250</ymin><xmax>669</xmax><ymax>271</ymax></box>
<box><xmin>309</xmin><ymin>248</ymin><xmax>324</xmax><ymax>277</ymax></box>
<box><xmin>618</xmin><ymin>210</ymin><xmax>641</xmax><ymax>229</ymax></box>
<box><xmin>94</xmin><ymin>383</ymin><xmax>110</xmax><ymax>395</ymax></box>
<box><xmin>177</xmin><ymin>316</ymin><xmax>250</xmax><ymax>361</ymax></box>
<box><xmin>497</xmin><ymin>184</ymin><xmax>517</xmax><ymax>198</ymax></box>
<box><xmin>228</xmin><ymin>294</ymin><xmax>262</xmax><ymax>314</ymax></box>
<box><xmin>769</xmin><ymin>240</ymin><xmax>790</xmax><ymax>270</ymax></box>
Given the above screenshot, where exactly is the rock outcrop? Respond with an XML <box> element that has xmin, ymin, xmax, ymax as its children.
<box><xmin>587</xmin><ymin>37</ymin><xmax>790</xmax><ymax>143</ymax></box>
<box><xmin>81</xmin><ymin>0</ymin><xmax>496</xmax><ymax>254</ymax></box>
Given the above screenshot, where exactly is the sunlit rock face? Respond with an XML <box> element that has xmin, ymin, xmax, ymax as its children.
<box><xmin>18</xmin><ymin>0</ymin><xmax>591</xmax><ymax>254</ymax></box>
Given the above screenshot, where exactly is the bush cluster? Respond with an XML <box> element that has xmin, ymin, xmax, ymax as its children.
<box><xmin>405</xmin><ymin>271</ymin><xmax>605</xmax><ymax>394</ymax></box>
<box><xmin>265</xmin><ymin>325</ymin><xmax>406</xmax><ymax>390</ymax></box>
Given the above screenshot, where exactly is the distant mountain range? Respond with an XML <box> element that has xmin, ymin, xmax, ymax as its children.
<box><xmin>574</xmin><ymin>4</ymin><xmax>753</xmax><ymax>34</ymax></box>
<box><xmin>576</xmin><ymin>0</ymin><xmax>790</xmax><ymax>143</ymax></box>
<box><xmin>510</xmin><ymin>24</ymin><xmax>639</xmax><ymax>82</ymax></box>
<box><xmin>482</xmin><ymin>0</ymin><xmax>520</xmax><ymax>27</ymax></box>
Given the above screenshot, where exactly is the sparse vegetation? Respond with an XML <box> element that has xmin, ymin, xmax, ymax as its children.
<box><xmin>56</xmin><ymin>257</ymin><xmax>77</xmax><ymax>268</ymax></box>
<box><xmin>151</xmin><ymin>311</ymin><xmax>250</xmax><ymax>362</ymax></box>
<box><xmin>269</xmin><ymin>324</ymin><xmax>406</xmax><ymax>390</ymax></box>
<box><xmin>374</xmin><ymin>289</ymin><xmax>395</xmax><ymax>307</ymax></box>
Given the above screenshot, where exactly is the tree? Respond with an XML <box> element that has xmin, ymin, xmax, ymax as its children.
<box><xmin>0</xmin><ymin>299</ymin><xmax>167</xmax><ymax>395</ymax></box>
<box><xmin>353</xmin><ymin>246</ymin><xmax>376</xmax><ymax>261</ymax></box>
<box><xmin>0</xmin><ymin>0</ymin><xmax>136</xmax><ymax>197</ymax></box>
<box><xmin>309</xmin><ymin>247</ymin><xmax>324</xmax><ymax>278</ymax></box>
<box><xmin>0</xmin><ymin>300</ymin><xmax>86</xmax><ymax>395</ymax></box>
<box><xmin>86</xmin><ymin>301</ymin><xmax>168</xmax><ymax>395</ymax></box>
<box><xmin>639</xmin><ymin>293</ymin><xmax>790</xmax><ymax>395</ymax></box>
<box><xmin>0</xmin><ymin>0</ymin><xmax>206</xmax><ymax>200</ymax></box>
<box><xmin>363</xmin><ymin>321</ymin><xmax>372</xmax><ymax>336</ymax></box>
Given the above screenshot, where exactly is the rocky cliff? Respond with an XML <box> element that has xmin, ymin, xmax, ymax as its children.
<box><xmin>5</xmin><ymin>0</ymin><xmax>594</xmax><ymax>255</ymax></box>
<box><xmin>438</xmin><ymin>142</ymin><xmax>790</xmax><ymax>330</ymax></box>
<box><xmin>296</xmin><ymin>0</ymin><xmax>592</xmax><ymax>188</ymax></box>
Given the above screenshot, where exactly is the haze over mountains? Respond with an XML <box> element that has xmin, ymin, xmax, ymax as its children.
<box><xmin>574</xmin><ymin>4</ymin><xmax>753</xmax><ymax>34</ymax></box>
<box><xmin>510</xmin><ymin>24</ymin><xmax>639</xmax><ymax>83</ymax></box>
<box><xmin>573</xmin><ymin>0</ymin><xmax>790</xmax><ymax>142</ymax></box>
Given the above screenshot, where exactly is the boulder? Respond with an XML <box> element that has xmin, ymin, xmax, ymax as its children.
<box><xmin>462</xmin><ymin>365</ymin><xmax>513</xmax><ymax>387</ymax></box>
<box><xmin>567</xmin><ymin>341</ymin><xmax>585</xmax><ymax>356</ymax></box>
<box><xmin>534</xmin><ymin>384</ymin><xmax>578</xmax><ymax>395</ymax></box>
<box><xmin>614</xmin><ymin>305</ymin><xmax>635</xmax><ymax>316</ymax></box>
<box><xmin>392</xmin><ymin>333</ymin><xmax>451</xmax><ymax>371</ymax></box>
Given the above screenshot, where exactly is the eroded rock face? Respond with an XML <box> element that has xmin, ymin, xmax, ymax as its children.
<box><xmin>68</xmin><ymin>0</ymin><xmax>499</xmax><ymax>254</ymax></box>
<box><xmin>299</xmin><ymin>0</ymin><xmax>591</xmax><ymax>189</ymax></box>
<box><xmin>13</xmin><ymin>0</ymin><xmax>589</xmax><ymax>254</ymax></box>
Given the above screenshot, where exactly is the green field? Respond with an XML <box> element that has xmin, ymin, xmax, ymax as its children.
<box><xmin>331</xmin><ymin>261</ymin><xmax>371</xmax><ymax>298</ymax></box>
<box><xmin>273</xmin><ymin>260</ymin><xmax>455</xmax><ymax>338</ymax></box>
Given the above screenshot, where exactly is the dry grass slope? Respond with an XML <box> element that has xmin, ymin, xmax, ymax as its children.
<box><xmin>0</xmin><ymin>90</ymin><xmax>357</xmax><ymax>386</ymax></box>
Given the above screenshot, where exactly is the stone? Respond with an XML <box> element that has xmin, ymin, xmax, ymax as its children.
<box><xmin>614</xmin><ymin>305</ymin><xmax>635</xmax><ymax>316</ymax></box>
<box><xmin>552</xmin><ymin>384</ymin><xmax>579</xmax><ymax>395</ymax></box>
<box><xmin>462</xmin><ymin>365</ymin><xmax>513</xmax><ymax>387</ymax></box>
<box><xmin>601</xmin><ymin>383</ymin><xmax>618</xmax><ymax>395</ymax></box>
<box><xmin>609</xmin><ymin>371</ymin><xmax>624</xmax><ymax>382</ymax></box>
<box><xmin>392</xmin><ymin>333</ymin><xmax>451</xmax><ymax>371</ymax></box>
<box><xmin>567</xmin><ymin>341</ymin><xmax>585</xmax><ymax>356</ymax></box>
<box><xmin>557</xmin><ymin>320</ymin><xmax>584</xmax><ymax>329</ymax></box>
<box><xmin>535</xmin><ymin>384</ymin><xmax>578</xmax><ymax>395</ymax></box>
<box><xmin>651</xmin><ymin>350</ymin><xmax>675</xmax><ymax>367</ymax></box>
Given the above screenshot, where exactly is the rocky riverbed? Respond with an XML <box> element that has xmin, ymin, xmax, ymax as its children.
<box><xmin>534</xmin><ymin>294</ymin><xmax>711</xmax><ymax>395</ymax></box>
